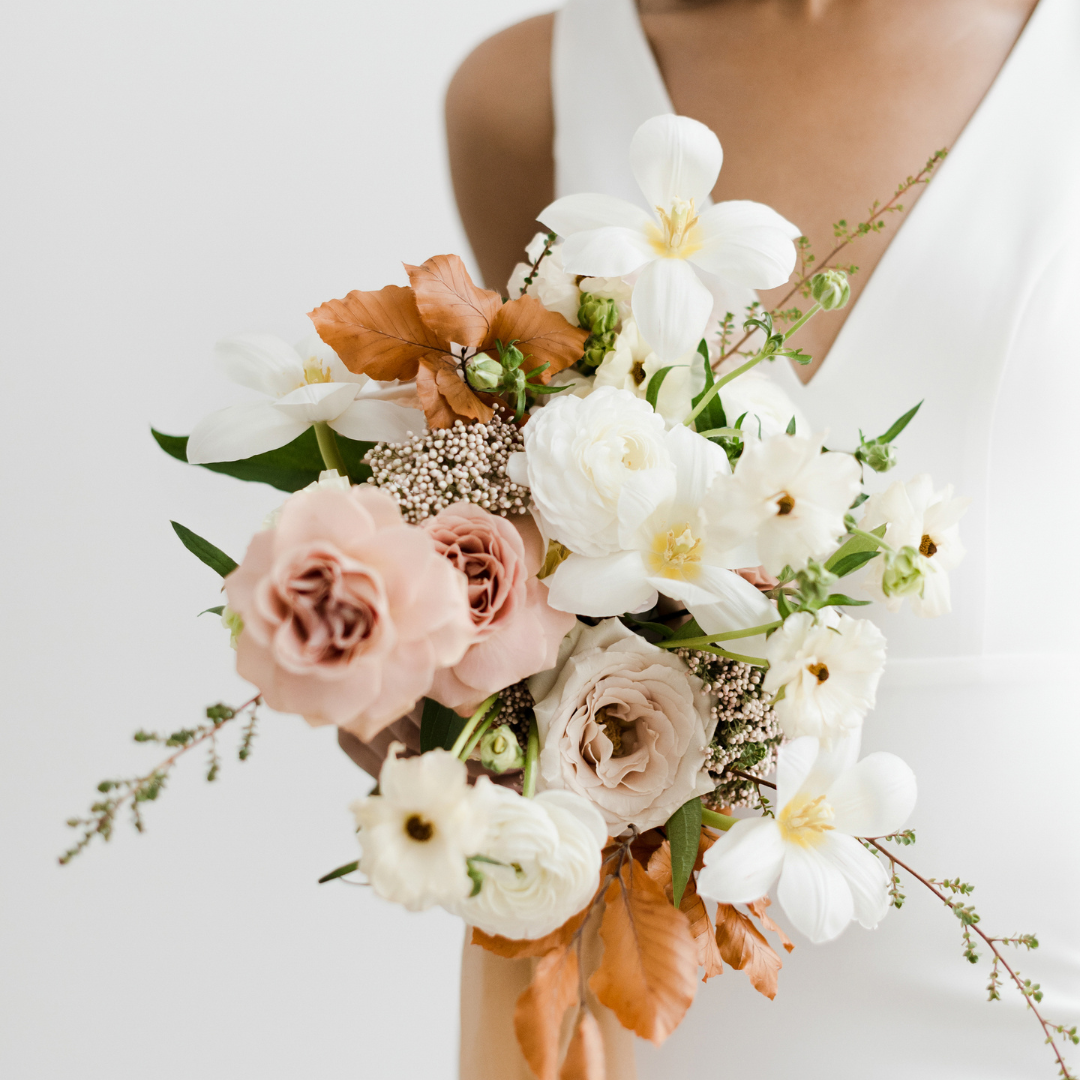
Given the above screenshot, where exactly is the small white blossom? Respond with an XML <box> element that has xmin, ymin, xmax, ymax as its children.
<box><xmin>507</xmin><ymin>236</ymin><xmax>581</xmax><ymax>324</ymax></box>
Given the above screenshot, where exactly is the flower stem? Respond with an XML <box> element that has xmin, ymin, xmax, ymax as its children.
<box><xmin>459</xmin><ymin>701</ymin><xmax>503</xmax><ymax>761</ymax></box>
<box><xmin>522</xmin><ymin>717</ymin><xmax>540</xmax><ymax>798</ymax></box>
<box><xmin>782</xmin><ymin>302</ymin><xmax>822</xmax><ymax>340</ymax></box>
<box><xmin>701</xmin><ymin>808</ymin><xmax>736</xmax><ymax>831</ymax></box>
<box><xmin>656</xmin><ymin>620</ymin><xmax>782</xmax><ymax>651</ymax></box>
<box><xmin>450</xmin><ymin>694</ymin><xmax>500</xmax><ymax>759</ymax></box>
<box><xmin>313</xmin><ymin>421</ymin><xmax>349</xmax><ymax>478</ymax></box>
<box><xmin>684</xmin><ymin>352</ymin><xmax>767</xmax><ymax>428</ymax></box>
<box><xmin>848</xmin><ymin>526</ymin><xmax>895</xmax><ymax>553</ymax></box>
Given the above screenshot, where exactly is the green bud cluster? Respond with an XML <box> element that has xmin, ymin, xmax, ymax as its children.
<box><xmin>810</xmin><ymin>270</ymin><xmax>851</xmax><ymax>311</ymax></box>
<box><xmin>479</xmin><ymin>724</ymin><xmax>525</xmax><ymax>773</ymax></box>
<box><xmin>881</xmin><ymin>545</ymin><xmax>929</xmax><ymax>599</ymax></box>
<box><xmin>464</xmin><ymin>352</ymin><xmax>504</xmax><ymax>392</ymax></box>
<box><xmin>464</xmin><ymin>340</ymin><xmax>566</xmax><ymax>421</ymax></box>
<box><xmin>578</xmin><ymin>292</ymin><xmax>619</xmax><ymax>367</ymax></box>
<box><xmin>855</xmin><ymin>440</ymin><xmax>897</xmax><ymax>473</ymax></box>
<box><xmin>791</xmin><ymin>559</ymin><xmax>837</xmax><ymax>609</ymax></box>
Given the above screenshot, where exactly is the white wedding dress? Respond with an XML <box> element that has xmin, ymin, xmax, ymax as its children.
<box><xmin>550</xmin><ymin>0</ymin><xmax>1080</xmax><ymax>1076</ymax></box>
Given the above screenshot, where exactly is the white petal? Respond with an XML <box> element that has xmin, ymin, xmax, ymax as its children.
<box><xmin>689</xmin><ymin>201</ymin><xmax>800</xmax><ymax>289</ymax></box>
<box><xmin>665</xmin><ymin>423</ymin><xmax>728</xmax><ymax>505</ymax></box>
<box><xmin>329</xmin><ymin>398</ymin><xmax>427</xmax><ymax>442</ymax></box>
<box><xmin>631</xmin><ymin>259</ymin><xmax>715</xmax><ymax>364</ymax></box>
<box><xmin>506</xmin><ymin>452</ymin><xmax>529</xmax><ymax>487</ymax></box>
<box><xmin>777</xmin><ymin>844</ymin><xmax>854</xmax><ymax>943</ymax></box>
<box><xmin>187</xmin><ymin>400</ymin><xmax>310</xmax><ymax>464</ymax></box>
<box><xmin>817</xmin><ymin>832</ymin><xmax>891</xmax><ymax>929</ymax></box>
<box><xmin>826</xmin><ymin>752</ymin><xmax>918</xmax><ymax>838</ymax></box>
<box><xmin>539</xmin><ymin>192</ymin><xmax>655</xmax><ymax>236</ymax></box>
<box><xmin>546</xmin><ymin>551</ymin><xmax>656</xmax><ymax>617</ymax></box>
<box><xmin>801</xmin><ymin>731</ymin><xmax>862</xmax><ymax>795</ymax></box>
<box><xmin>616</xmin><ymin>470</ymin><xmax>678</xmax><ymax>548</ymax></box>
<box><xmin>214</xmin><ymin>333</ymin><xmax>304</xmax><ymax>397</ymax></box>
<box><xmin>630</xmin><ymin>114</ymin><xmax>723</xmax><ymax>209</ymax></box>
<box><xmin>689</xmin><ymin>566</ymin><xmax>777</xmax><ymax>659</ymax></box>
<box><xmin>560</xmin><ymin>227</ymin><xmax>654</xmax><ymax>277</ymax></box>
<box><xmin>294</xmin><ymin>333</ymin><xmax>366</xmax><ymax>385</ymax></box>
<box><xmin>272</xmin><ymin>382</ymin><xmax>361</xmax><ymax>423</ymax></box>
<box><xmin>775</xmin><ymin>736</ymin><xmax>821</xmax><ymax>808</ymax></box>
<box><xmin>697</xmin><ymin>818</ymin><xmax>785</xmax><ymax>904</ymax></box>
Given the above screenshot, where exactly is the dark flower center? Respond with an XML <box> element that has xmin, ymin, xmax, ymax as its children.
<box><xmin>405</xmin><ymin>814</ymin><xmax>434</xmax><ymax>842</ymax></box>
<box><xmin>919</xmin><ymin>533</ymin><xmax>938</xmax><ymax>557</ymax></box>
<box><xmin>807</xmin><ymin>662</ymin><xmax>830</xmax><ymax>683</ymax></box>
<box><xmin>597</xmin><ymin>706</ymin><xmax>636</xmax><ymax>759</ymax></box>
<box><xmin>776</xmin><ymin>493</ymin><xmax>796</xmax><ymax>516</ymax></box>
<box><xmin>630</xmin><ymin>360</ymin><xmax>647</xmax><ymax>386</ymax></box>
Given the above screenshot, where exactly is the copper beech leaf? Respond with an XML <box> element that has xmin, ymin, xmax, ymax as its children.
<box><xmin>405</xmin><ymin>254</ymin><xmax>501</xmax><ymax>350</ymax></box>
<box><xmin>589</xmin><ymin>859</ymin><xmax>697</xmax><ymax>1044</ymax></box>
<box><xmin>514</xmin><ymin>945</ymin><xmax>580</xmax><ymax>1080</ymax></box>
<box><xmin>308</xmin><ymin>284</ymin><xmax>442</xmax><ymax>382</ymax></box>
<box><xmin>489</xmin><ymin>295</ymin><xmax>589</xmax><ymax>382</ymax></box>
<box><xmin>714</xmin><ymin>903</ymin><xmax>783</xmax><ymax>1000</ymax></box>
<box><xmin>471</xmin><ymin>905</ymin><xmax>589</xmax><ymax>960</ymax></box>
<box><xmin>560</xmin><ymin>1011</ymin><xmax>605</xmax><ymax>1080</ymax></box>
<box><xmin>747</xmin><ymin>896</ymin><xmax>795</xmax><ymax>954</ymax></box>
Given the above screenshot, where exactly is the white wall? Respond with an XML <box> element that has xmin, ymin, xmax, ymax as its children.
<box><xmin>0</xmin><ymin>3</ymin><xmax>550</xmax><ymax>1076</ymax></box>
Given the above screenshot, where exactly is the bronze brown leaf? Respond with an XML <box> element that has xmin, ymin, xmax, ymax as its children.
<box><xmin>471</xmin><ymin>904</ymin><xmax>590</xmax><ymax>960</ymax></box>
<box><xmin>714</xmin><ymin>903</ymin><xmax>783</xmax><ymax>1000</ymax></box>
<box><xmin>489</xmin><ymin>294</ymin><xmax>588</xmax><ymax>383</ymax></box>
<box><xmin>514</xmin><ymin>945</ymin><xmax>581</xmax><ymax>1080</ymax></box>
<box><xmin>405</xmin><ymin>253</ymin><xmax>502</xmax><ymax>350</ymax></box>
<box><xmin>560</xmin><ymin>1011</ymin><xmax>605</xmax><ymax>1080</ymax></box>
<box><xmin>747</xmin><ymin>895</ymin><xmax>795</xmax><ymax>954</ymax></box>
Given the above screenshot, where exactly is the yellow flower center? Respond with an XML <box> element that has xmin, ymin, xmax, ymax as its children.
<box><xmin>919</xmin><ymin>533</ymin><xmax>938</xmax><ymax>558</ymax></box>
<box><xmin>303</xmin><ymin>356</ymin><xmax>333</xmax><ymax>384</ymax></box>
<box><xmin>778</xmin><ymin>793</ymin><xmax>835</xmax><ymax>848</ymax></box>
<box><xmin>648</xmin><ymin>198</ymin><xmax>704</xmax><ymax>259</ymax></box>
<box><xmin>807</xmin><ymin>662</ymin><xmax>830</xmax><ymax>683</ymax></box>
<box><xmin>404</xmin><ymin>814</ymin><xmax>434</xmax><ymax>842</ymax></box>
<box><xmin>647</xmin><ymin>523</ymin><xmax>704</xmax><ymax>580</ymax></box>
<box><xmin>776</xmin><ymin>492</ymin><xmax>796</xmax><ymax>516</ymax></box>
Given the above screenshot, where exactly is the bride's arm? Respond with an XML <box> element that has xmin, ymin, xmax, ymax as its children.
<box><xmin>445</xmin><ymin>14</ymin><xmax>555</xmax><ymax>291</ymax></box>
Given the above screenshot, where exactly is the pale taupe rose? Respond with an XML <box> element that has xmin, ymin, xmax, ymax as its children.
<box><xmin>529</xmin><ymin>619</ymin><xmax>716</xmax><ymax>833</ymax></box>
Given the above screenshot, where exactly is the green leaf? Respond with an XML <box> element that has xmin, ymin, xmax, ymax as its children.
<box><xmin>170</xmin><ymin>521</ymin><xmax>238</xmax><ymax>577</ymax></box>
<box><xmin>419</xmin><ymin>697</ymin><xmax>467</xmax><ymax>753</ymax></box>
<box><xmin>822</xmin><ymin>593</ymin><xmax>873</xmax><ymax>607</ymax></box>
<box><xmin>876</xmin><ymin>400</ymin><xmax>923</xmax><ymax>445</ymax></box>
<box><xmin>665</xmin><ymin>797</ymin><xmax>703</xmax><ymax>907</ymax></box>
<box><xmin>785</xmin><ymin>415</ymin><xmax>797</xmax><ymax>435</ymax></box>
<box><xmin>667</xmin><ymin>617</ymin><xmax>704</xmax><ymax>642</ymax></box>
<box><xmin>620</xmin><ymin>615</ymin><xmax>674</xmax><ymax>640</ymax></box>
<box><xmin>198</xmin><ymin>605</ymin><xmax>225</xmax><ymax>617</ymax></box>
<box><xmin>152</xmin><ymin>427</ymin><xmax>374</xmax><ymax>492</ymax></box>
<box><xmin>776</xmin><ymin>589</ymin><xmax>792</xmax><ymax>620</ymax></box>
<box><xmin>691</xmin><ymin>345</ymin><xmax>728</xmax><ymax>434</ymax></box>
<box><xmin>824</xmin><ymin>524</ymin><xmax>886</xmax><ymax>572</ymax></box>
<box><xmin>645</xmin><ymin>366</ymin><xmax>674</xmax><ymax>410</ymax></box>
<box><xmin>828</xmin><ymin>549</ymin><xmax>880</xmax><ymax>578</ymax></box>
<box><xmin>318</xmin><ymin>860</ymin><xmax>359</xmax><ymax>884</ymax></box>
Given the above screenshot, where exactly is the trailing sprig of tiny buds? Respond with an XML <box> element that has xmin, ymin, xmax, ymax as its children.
<box><xmin>58</xmin><ymin>696</ymin><xmax>261</xmax><ymax>865</ymax></box>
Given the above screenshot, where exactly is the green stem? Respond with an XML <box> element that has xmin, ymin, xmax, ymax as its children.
<box><xmin>848</xmin><ymin>526</ymin><xmax>895</xmax><ymax>554</ymax></box>
<box><xmin>782</xmin><ymin>301</ymin><xmax>822</xmax><ymax>340</ymax></box>
<box><xmin>313</xmin><ymin>422</ymin><xmax>349</xmax><ymax>478</ymax></box>
<box><xmin>657</xmin><ymin>619</ymin><xmax>782</xmax><ymax>651</ymax></box>
<box><xmin>684</xmin><ymin>352</ymin><xmax>767</xmax><ymax>428</ymax></box>
<box><xmin>702</xmin><ymin>808</ymin><xmax>737</xmax><ymax>831</ymax></box>
<box><xmin>459</xmin><ymin>701</ymin><xmax>503</xmax><ymax>761</ymax></box>
<box><xmin>450</xmin><ymin>694</ymin><xmax>499</xmax><ymax>758</ymax></box>
<box><xmin>522</xmin><ymin>717</ymin><xmax>539</xmax><ymax>798</ymax></box>
<box><xmin>693</xmin><ymin>427</ymin><xmax>747</xmax><ymax>440</ymax></box>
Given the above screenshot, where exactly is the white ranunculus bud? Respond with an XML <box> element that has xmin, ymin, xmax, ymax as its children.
<box><xmin>810</xmin><ymin>270</ymin><xmax>851</xmax><ymax>311</ymax></box>
<box><xmin>479</xmin><ymin>725</ymin><xmax>525</xmax><ymax>773</ymax></box>
<box><xmin>450</xmin><ymin>783</ymin><xmax>606</xmax><ymax>940</ymax></box>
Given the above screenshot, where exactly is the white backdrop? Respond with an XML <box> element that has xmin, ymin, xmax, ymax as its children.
<box><xmin>0</xmin><ymin>2</ymin><xmax>551</xmax><ymax>1077</ymax></box>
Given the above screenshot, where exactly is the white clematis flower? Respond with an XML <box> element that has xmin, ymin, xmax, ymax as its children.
<box><xmin>351</xmin><ymin>744</ymin><xmax>486</xmax><ymax>912</ymax></box>
<box><xmin>187</xmin><ymin>332</ymin><xmax>426</xmax><ymax>464</ymax></box>
<box><xmin>697</xmin><ymin>735</ymin><xmax>917</xmax><ymax>943</ymax></box>
<box><xmin>857</xmin><ymin>474</ymin><xmax>970</xmax><ymax>617</ymax></box>
<box><xmin>539</xmin><ymin>114</ymin><xmax>800</xmax><ymax>363</ymax></box>
<box><xmin>449</xmin><ymin>783</ymin><xmax>606</xmax><ymax>940</ymax></box>
<box><xmin>764</xmin><ymin>611</ymin><xmax>887</xmax><ymax>742</ymax></box>
<box><xmin>708</xmin><ymin>432</ymin><xmax>862</xmax><ymax>575</ymax></box>
<box><xmin>547</xmin><ymin>424</ymin><xmax>776</xmax><ymax>642</ymax></box>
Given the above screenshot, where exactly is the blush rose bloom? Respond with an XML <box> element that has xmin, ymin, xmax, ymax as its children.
<box><xmin>422</xmin><ymin>504</ymin><xmax>575</xmax><ymax>712</ymax></box>
<box><xmin>529</xmin><ymin>618</ymin><xmax>716</xmax><ymax>833</ymax></box>
<box><xmin>225</xmin><ymin>486</ymin><xmax>474</xmax><ymax>741</ymax></box>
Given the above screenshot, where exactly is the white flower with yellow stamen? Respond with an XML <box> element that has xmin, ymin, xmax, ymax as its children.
<box><xmin>538</xmin><ymin>114</ymin><xmax>800</xmax><ymax>362</ymax></box>
<box><xmin>697</xmin><ymin>735</ymin><xmax>917</xmax><ymax>943</ymax></box>
<box><xmin>187</xmin><ymin>333</ymin><xmax>425</xmax><ymax>464</ymax></box>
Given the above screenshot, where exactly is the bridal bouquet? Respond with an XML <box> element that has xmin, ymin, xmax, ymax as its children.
<box><xmin>64</xmin><ymin>116</ymin><xmax>1077</xmax><ymax>1078</ymax></box>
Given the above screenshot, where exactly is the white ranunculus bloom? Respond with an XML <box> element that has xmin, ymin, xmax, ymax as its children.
<box><xmin>351</xmin><ymin>745</ymin><xmax>486</xmax><ymax>912</ymax></box>
<box><xmin>764</xmin><ymin>611</ymin><xmax>887</xmax><ymax>742</ymax></box>
<box><xmin>507</xmin><ymin>386</ymin><xmax>674</xmax><ymax>558</ymax></box>
<box><xmin>187</xmin><ymin>333</ymin><xmax>425</xmax><ymax>464</ymax></box>
<box><xmin>450</xmin><ymin>783</ymin><xmax>606</xmax><ymax>940</ymax></box>
<box><xmin>713</xmin><ymin>359</ymin><xmax>808</xmax><ymax>441</ymax></box>
<box><xmin>539</xmin><ymin>115</ymin><xmax>799</xmax><ymax>362</ymax></box>
<box><xmin>546</xmin><ymin>425</ymin><xmax>775</xmax><ymax>644</ymax></box>
<box><xmin>857</xmin><ymin>474</ymin><xmax>971</xmax><ymax>617</ymax></box>
<box><xmin>697</xmin><ymin>735</ymin><xmax>917</xmax><ymax>943</ymax></box>
<box><xmin>707</xmin><ymin>433</ymin><xmax>862</xmax><ymax>575</ymax></box>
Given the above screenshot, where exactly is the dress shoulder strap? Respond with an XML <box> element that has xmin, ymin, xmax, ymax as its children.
<box><xmin>552</xmin><ymin>0</ymin><xmax>673</xmax><ymax>203</ymax></box>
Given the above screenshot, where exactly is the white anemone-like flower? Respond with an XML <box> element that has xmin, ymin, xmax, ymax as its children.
<box><xmin>547</xmin><ymin>424</ymin><xmax>776</xmax><ymax>644</ymax></box>
<box><xmin>857</xmin><ymin>474</ymin><xmax>971</xmax><ymax>617</ymax></box>
<box><xmin>449</xmin><ymin>783</ymin><xmax>606</xmax><ymax>940</ymax></box>
<box><xmin>187</xmin><ymin>333</ymin><xmax>426</xmax><ymax>464</ymax></box>
<box><xmin>351</xmin><ymin>745</ymin><xmax>486</xmax><ymax>912</ymax></box>
<box><xmin>713</xmin><ymin>360</ymin><xmax>807</xmax><ymax>442</ymax></box>
<box><xmin>708</xmin><ymin>432</ymin><xmax>862</xmax><ymax>575</ymax></box>
<box><xmin>507</xmin><ymin>387</ymin><xmax>674</xmax><ymax>558</ymax></box>
<box><xmin>539</xmin><ymin>114</ymin><xmax>800</xmax><ymax>362</ymax></box>
<box><xmin>697</xmin><ymin>735</ymin><xmax>917</xmax><ymax>943</ymax></box>
<box><xmin>764</xmin><ymin>611</ymin><xmax>887</xmax><ymax>742</ymax></box>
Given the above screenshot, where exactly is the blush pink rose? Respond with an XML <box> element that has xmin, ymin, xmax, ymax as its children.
<box><xmin>226</xmin><ymin>486</ymin><xmax>474</xmax><ymax>742</ymax></box>
<box><xmin>422</xmin><ymin>503</ymin><xmax>576</xmax><ymax>712</ymax></box>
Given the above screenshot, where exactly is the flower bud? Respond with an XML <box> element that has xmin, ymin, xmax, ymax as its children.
<box><xmin>792</xmin><ymin>559</ymin><xmax>837</xmax><ymax>609</ymax></box>
<box><xmin>479</xmin><ymin>725</ymin><xmax>525</xmax><ymax>773</ymax></box>
<box><xmin>810</xmin><ymin>270</ymin><xmax>851</xmax><ymax>311</ymax></box>
<box><xmin>221</xmin><ymin>605</ymin><xmax>244</xmax><ymax>650</ymax></box>
<box><xmin>465</xmin><ymin>353</ymin><xmax>505</xmax><ymax>392</ymax></box>
<box><xmin>855</xmin><ymin>441</ymin><xmax>897</xmax><ymax>473</ymax></box>
<box><xmin>578</xmin><ymin>293</ymin><xmax>618</xmax><ymax>335</ymax></box>
<box><xmin>881</xmin><ymin>546</ymin><xmax>929</xmax><ymax>600</ymax></box>
<box><xmin>582</xmin><ymin>331</ymin><xmax>616</xmax><ymax>368</ymax></box>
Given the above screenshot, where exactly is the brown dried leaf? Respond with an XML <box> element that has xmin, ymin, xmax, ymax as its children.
<box><xmin>471</xmin><ymin>905</ymin><xmax>589</xmax><ymax>960</ymax></box>
<box><xmin>589</xmin><ymin>859</ymin><xmax>697</xmax><ymax>1044</ymax></box>
<box><xmin>308</xmin><ymin>285</ymin><xmax>442</xmax><ymax>382</ymax></box>
<box><xmin>488</xmin><ymin>295</ymin><xmax>589</xmax><ymax>382</ymax></box>
<box><xmin>715</xmin><ymin>903</ymin><xmax>783</xmax><ymax>1000</ymax></box>
<box><xmin>560</xmin><ymin>1011</ymin><xmax>605</xmax><ymax>1080</ymax></box>
<box><xmin>747</xmin><ymin>895</ymin><xmax>795</xmax><ymax>954</ymax></box>
<box><xmin>514</xmin><ymin>945</ymin><xmax>580</xmax><ymax>1080</ymax></box>
<box><xmin>646</xmin><ymin>840</ymin><xmax>724</xmax><ymax>982</ymax></box>
<box><xmin>414</xmin><ymin>358</ymin><xmax>495</xmax><ymax>429</ymax></box>
<box><xmin>405</xmin><ymin>254</ymin><xmax>502</xmax><ymax>351</ymax></box>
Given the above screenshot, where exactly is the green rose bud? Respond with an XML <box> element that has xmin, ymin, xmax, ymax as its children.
<box><xmin>881</xmin><ymin>546</ymin><xmax>929</xmax><ymax>599</ymax></box>
<box><xmin>578</xmin><ymin>293</ymin><xmax>618</xmax><ymax>335</ymax></box>
<box><xmin>810</xmin><ymin>270</ymin><xmax>851</xmax><ymax>311</ymax></box>
<box><xmin>855</xmin><ymin>441</ymin><xmax>897</xmax><ymax>473</ymax></box>
<box><xmin>581</xmin><ymin>329</ymin><xmax>616</xmax><ymax>368</ymax></box>
<box><xmin>793</xmin><ymin>559</ymin><xmax>837</xmax><ymax>609</ymax></box>
<box><xmin>479</xmin><ymin>725</ymin><xmax>525</xmax><ymax>773</ymax></box>
<box><xmin>465</xmin><ymin>352</ymin><xmax>505</xmax><ymax>392</ymax></box>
